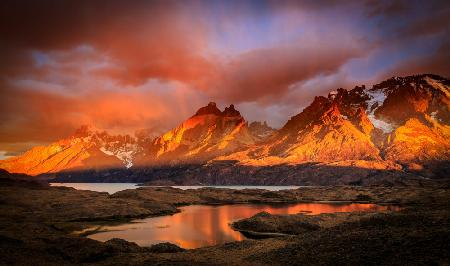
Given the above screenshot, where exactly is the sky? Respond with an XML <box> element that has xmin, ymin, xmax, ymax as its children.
<box><xmin>0</xmin><ymin>0</ymin><xmax>449</xmax><ymax>157</ymax></box>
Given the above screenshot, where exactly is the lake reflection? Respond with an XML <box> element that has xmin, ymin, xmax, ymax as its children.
<box><xmin>87</xmin><ymin>203</ymin><xmax>398</xmax><ymax>249</ymax></box>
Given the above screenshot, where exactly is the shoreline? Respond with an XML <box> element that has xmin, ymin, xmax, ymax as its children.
<box><xmin>1</xmin><ymin>174</ymin><xmax>449</xmax><ymax>265</ymax></box>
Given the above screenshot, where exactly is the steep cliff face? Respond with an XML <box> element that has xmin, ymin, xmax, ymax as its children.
<box><xmin>218</xmin><ymin>93</ymin><xmax>380</xmax><ymax>165</ymax></box>
<box><xmin>369</xmin><ymin>75</ymin><xmax>450</xmax><ymax>173</ymax></box>
<box><xmin>135</xmin><ymin>102</ymin><xmax>259</xmax><ymax>165</ymax></box>
<box><xmin>220</xmin><ymin>74</ymin><xmax>450</xmax><ymax>176</ymax></box>
<box><xmin>248</xmin><ymin>121</ymin><xmax>276</xmax><ymax>140</ymax></box>
<box><xmin>372</xmin><ymin>75</ymin><xmax>449</xmax><ymax>125</ymax></box>
<box><xmin>0</xmin><ymin>126</ymin><xmax>139</xmax><ymax>175</ymax></box>
<box><xmin>385</xmin><ymin>117</ymin><xmax>450</xmax><ymax>174</ymax></box>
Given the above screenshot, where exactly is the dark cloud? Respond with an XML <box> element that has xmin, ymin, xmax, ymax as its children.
<box><xmin>212</xmin><ymin>40</ymin><xmax>366</xmax><ymax>103</ymax></box>
<box><xmin>400</xmin><ymin>10</ymin><xmax>450</xmax><ymax>38</ymax></box>
<box><xmin>364</xmin><ymin>0</ymin><xmax>409</xmax><ymax>17</ymax></box>
<box><xmin>385</xmin><ymin>37</ymin><xmax>450</xmax><ymax>78</ymax></box>
<box><xmin>0</xmin><ymin>0</ymin><xmax>449</xmax><ymax>154</ymax></box>
<box><xmin>0</xmin><ymin>0</ymin><xmax>213</xmax><ymax>85</ymax></box>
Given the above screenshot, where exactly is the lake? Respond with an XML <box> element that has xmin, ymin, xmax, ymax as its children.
<box><xmin>50</xmin><ymin>183</ymin><xmax>301</xmax><ymax>194</ymax></box>
<box><xmin>50</xmin><ymin>183</ymin><xmax>140</xmax><ymax>194</ymax></box>
<box><xmin>85</xmin><ymin>203</ymin><xmax>398</xmax><ymax>249</ymax></box>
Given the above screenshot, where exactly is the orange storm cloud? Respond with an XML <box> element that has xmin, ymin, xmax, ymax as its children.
<box><xmin>0</xmin><ymin>0</ymin><xmax>448</xmax><ymax>155</ymax></box>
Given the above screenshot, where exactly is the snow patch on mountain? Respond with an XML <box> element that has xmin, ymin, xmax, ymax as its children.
<box><xmin>99</xmin><ymin>147</ymin><xmax>114</xmax><ymax>156</ymax></box>
<box><xmin>115</xmin><ymin>149</ymin><xmax>135</xmax><ymax>168</ymax></box>
<box><xmin>99</xmin><ymin>143</ymin><xmax>139</xmax><ymax>168</ymax></box>
<box><xmin>366</xmin><ymin>89</ymin><xmax>394</xmax><ymax>133</ymax></box>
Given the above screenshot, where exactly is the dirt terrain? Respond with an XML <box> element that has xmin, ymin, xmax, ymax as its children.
<box><xmin>0</xmin><ymin>170</ymin><xmax>449</xmax><ymax>265</ymax></box>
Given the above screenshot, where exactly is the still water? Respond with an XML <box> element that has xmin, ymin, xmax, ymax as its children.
<box><xmin>50</xmin><ymin>183</ymin><xmax>140</xmax><ymax>194</ymax></box>
<box><xmin>87</xmin><ymin>203</ymin><xmax>398</xmax><ymax>249</ymax></box>
<box><xmin>50</xmin><ymin>183</ymin><xmax>301</xmax><ymax>194</ymax></box>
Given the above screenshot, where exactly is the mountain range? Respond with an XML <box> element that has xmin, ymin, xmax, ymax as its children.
<box><xmin>1</xmin><ymin>74</ymin><xmax>448</xmax><ymax>185</ymax></box>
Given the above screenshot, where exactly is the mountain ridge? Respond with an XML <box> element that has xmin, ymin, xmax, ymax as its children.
<box><xmin>219</xmin><ymin>74</ymin><xmax>449</xmax><ymax>176</ymax></box>
<box><xmin>1</xmin><ymin>74</ymin><xmax>449</xmax><ymax>183</ymax></box>
<box><xmin>0</xmin><ymin>103</ymin><xmax>274</xmax><ymax>175</ymax></box>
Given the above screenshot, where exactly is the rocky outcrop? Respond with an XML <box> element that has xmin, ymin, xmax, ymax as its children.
<box><xmin>193</xmin><ymin>102</ymin><xmax>222</xmax><ymax>116</ymax></box>
<box><xmin>134</xmin><ymin>102</ymin><xmax>259</xmax><ymax>165</ymax></box>
<box><xmin>231</xmin><ymin>211</ymin><xmax>320</xmax><ymax>236</ymax></box>
<box><xmin>248</xmin><ymin>121</ymin><xmax>276</xmax><ymax>140</ymax></box>
<box><xmin>147</xmin><ymin>242</ymin><xmax>186</xmax><ymax>253</ymax></box>
<box><xmin>231</xmin><ymin>211</ymin><xmax>390</xmax><ymax>236</ymax></box>
<box><xmin>219</xmin><ymin>74</ymin><xmax>450</xmax><ymax>179</ymax></box>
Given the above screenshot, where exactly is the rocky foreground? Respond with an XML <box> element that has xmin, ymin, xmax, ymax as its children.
<box><xmin>0</xmin><ymin>170</ymin><xmax>449</xmax><ymax>265</ymax></box>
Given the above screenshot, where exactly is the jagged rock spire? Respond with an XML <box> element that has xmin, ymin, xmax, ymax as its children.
<box><xmin>194</xmin><ymin>102</ymin><xmax>222</xmax><ymax>116</ymax></box>
<box><xmin>222</xmin><ymin>104</ymin><xmax>241</xmax><ymax>117</ymax></box>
